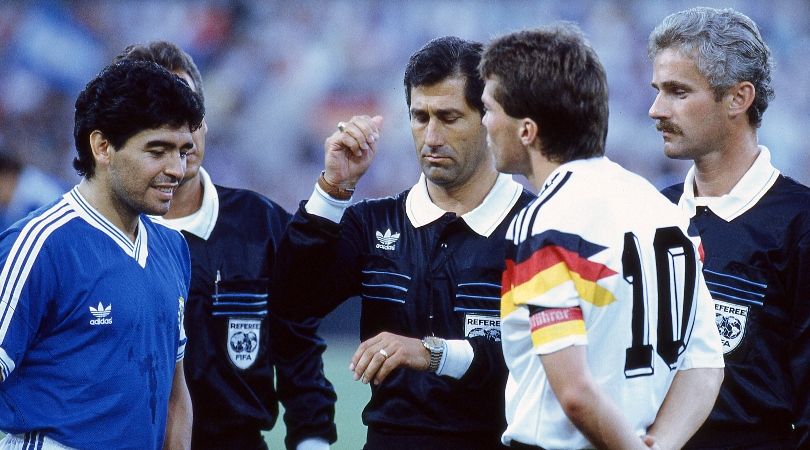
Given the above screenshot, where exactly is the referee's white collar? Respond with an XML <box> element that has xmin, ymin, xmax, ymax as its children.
<box><xmin>405</xmin><ymin>172</ymin><xmax>523</xmax><ymax>237</ymax></box>
<box><xmin>678</xmin><ymin>145</ymin><xmax>780</xmax><ymax>222</ymax></box>
<box><xmin>150</xmin><ymin>167</ymin><xmax>219</xmax><ymax>240</ymax></box>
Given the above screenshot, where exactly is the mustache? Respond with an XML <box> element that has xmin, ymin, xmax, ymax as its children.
<box><xmin>153</xmin><ymin>176</ymin><xmax>180</xmax><ymax>186</ymax></box>
<box><xmin>655</xmin><ymin>121</ymin><xmax>682</xmax><ymax>135</ymax></box>
<box><xmin>420</xmin><ymin>146</ymin><xmax>452</xmax><ymax>158</ymax></box>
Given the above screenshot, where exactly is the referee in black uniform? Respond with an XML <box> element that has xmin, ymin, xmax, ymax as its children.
<box><xmin>649</xmin><ymin>8</ymin><xmax>810</xmax><ymax>449</ymax></box>
<box><xmin>116</xmin><ymin>42</ymin><xmax>337</xmax><ymax>450</ymax></box>
<box><xmin>272</xmin><ymin>36</ymin><xmax>534</xmax><ymax>450</ymax></box>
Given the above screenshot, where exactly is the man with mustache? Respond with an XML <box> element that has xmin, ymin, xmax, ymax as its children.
<box><xmin>650</xmin><ymin>7</ymin><xmax>810</xmax><ymax>448</ymax></box>
<box><xmin>0</xmin><ymin>60</ymin><xmax>204</xmax><ymax>449</ymax></box>
<box><xmin>115</xmin><ymin>42</ymin><xmax>337</xmax><ymax>450</ymax></box>
<box><xmin>272</xmin><ymin>36</ymin><xmax>534</xmax><ymax>449</ymax></box>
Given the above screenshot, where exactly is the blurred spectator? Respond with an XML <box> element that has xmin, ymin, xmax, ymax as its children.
<box><xmin>0</xmin><ymin>0</ymin><xmax>807</xmax><ymax>210</ymax></box>
<box><xmin>0</xmin><ymin>152</ymin><xmax>64</xmax><ymax>232</ymax></box>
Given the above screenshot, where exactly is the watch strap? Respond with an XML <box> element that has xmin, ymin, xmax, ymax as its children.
<box><xmin>422</xmin><ymin>337</ymin><xmax>444</xmax><ymax>373</ymax></box>
<box><xmin>317</xmin><ymin>171</ymin><xmax>355</xmax><ymax>200</ymax></box>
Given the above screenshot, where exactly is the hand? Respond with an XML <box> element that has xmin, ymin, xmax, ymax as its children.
<box><xmin>349</xmin><ymin>332</ymin><xmax>429</xmax><ymax>385</ymax></box>
<box><xmin>324</xmin><ymin>115</ymin><xmax>383</xmax><ymax>187</ymax></box>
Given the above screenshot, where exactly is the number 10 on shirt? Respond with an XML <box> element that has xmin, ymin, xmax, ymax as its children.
<box><xmin>622</xmin><ymin>226</ymin><xmax>699</xmax><ymax>378</ymax></box>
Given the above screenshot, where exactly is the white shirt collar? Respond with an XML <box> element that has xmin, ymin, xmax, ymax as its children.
<box><xmin>65</xmin><ymin>186</ymin><xmax>149</xmax><ymax>267</ymax></box>
<box><xmin>150</xmin><ymin>167</ymin><xmax>219</xmax><ymax>240</ymax></box>
<box><xmin>405</xmin><ymin>172</ymin><xmax>524</xmax><ymax>237</ymax></box>
<box><xmin>678</xmin><ymin>145</ymin><xmax>780</xmax><ymax>222</ymax></box>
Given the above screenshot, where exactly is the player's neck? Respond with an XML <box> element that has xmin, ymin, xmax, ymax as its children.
<box><xmin>77</xmin><ymin>178</ymin><xmax>139</xmax><ymax>242</ymax></box>
<box><xmin>164</xmin><ymin>173</ymin><xmax>204</xmax><ymax>219</ymax></box>
<box><xmin>693</xmin><ymin>131</ymin><xmax>759</xmax><ymax>198</ymax></box>
<box><xmin>426</xmin><ymin>165</ymin><xmax>499</xmax><ymax>216</ymax></box>
<box><xmin>526</xmin><ymin>148</ymin><xmax>561</xmax><ymax>192</ymax></box>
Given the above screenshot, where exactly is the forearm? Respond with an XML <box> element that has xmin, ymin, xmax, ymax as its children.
<box><xmin>567</xmin><ymin>389</ymin><xmax>648</xmax><ymax>450</ymax></box>
<box><xmin>270</xmin><ymin>205</ymin><xmax>356</xmax><ymax>321</ymax></box>
<box><xmin>789</xmin><ymin>241</ymin><xmax>810</xmax><ymax>449</ymax></box>
<box><xmin>272</xmin><ymin>315</ymin><xmax>337</xmax><ymax>448</ymax></box>
<box><xmin>543</xmin><ymin>348</ymin><xmax>647</xmax><ymax>450</ymax></box>
<box><xmin>646</xmin><ymin>367</ymin><xmax>723</xmax><ymax>450</ymax></box>
<box><xmin>164</xmin><ymin>362</ymin><xmax>192</xmax><ymax>450</ymax></box>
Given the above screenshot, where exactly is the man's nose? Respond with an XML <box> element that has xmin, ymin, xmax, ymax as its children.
<box><xmin>424</xmin><ymin>118</ymin><xmax>445</xmax><ymax>148</ymax></box>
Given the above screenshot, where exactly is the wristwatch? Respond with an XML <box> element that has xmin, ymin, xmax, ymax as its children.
<box><xmin>422</xmin><ymin>336</ymin><xmax>445</xmax><ymax>373</ymax></box>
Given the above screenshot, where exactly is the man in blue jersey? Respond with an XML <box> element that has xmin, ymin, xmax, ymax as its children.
<box><xmin>0</xmin><ymin>60</ymin><xmax>204</xmax><ymax>449</ymax></box>
<box><xmin>115</xmin><ymin>41</ymin><xmax>337</xmax><ymax>450</ymax></box>
<box><xmin>649</xmin><ymin>7</ymin><xmax>810</xmax><ymax>449</ymax></box>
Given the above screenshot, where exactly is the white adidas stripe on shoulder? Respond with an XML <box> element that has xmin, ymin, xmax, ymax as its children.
<box><xmin>0</xmin><ymin>199</ymin><xmax>78</xmax><ymax>358</ymax></box>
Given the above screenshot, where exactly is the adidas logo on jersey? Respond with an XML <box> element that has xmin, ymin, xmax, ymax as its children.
<box><xmin>89</xmin><ymin>302</ymin><xmax>112</xmax><ymax>325</ymax></box>
<box><xmin>375</xmin><ymin>229</ymin><xmax>400</xmax><ymax>250</ymax></box>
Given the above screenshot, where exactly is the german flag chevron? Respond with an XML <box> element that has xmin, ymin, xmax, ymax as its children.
<box><xmin>502</xmin><ymin>230</ymin><xmax>618</xmax><ymax>314</ymax></box>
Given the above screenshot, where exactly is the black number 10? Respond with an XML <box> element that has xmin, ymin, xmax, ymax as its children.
<box><xmin>622</xmin><ymin>226</ymin><xmax>698</xmax><ymax>378</ymax></box>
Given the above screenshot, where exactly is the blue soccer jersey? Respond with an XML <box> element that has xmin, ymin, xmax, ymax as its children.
<box><xmin>0</xmin><ymin>187</ymin><xmax>189</xmax><ymax>450</ymax></box>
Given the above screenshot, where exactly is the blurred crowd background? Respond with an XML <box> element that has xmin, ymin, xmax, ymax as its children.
<box><xmin>0</xmin><ymin>0</ymin><xmax>808</xmax><ymax>228</ymax></box>
<box><xmin>0</xmin><ymin>1</ymin><xmax>807</xmax><ymax>445</ymax></box>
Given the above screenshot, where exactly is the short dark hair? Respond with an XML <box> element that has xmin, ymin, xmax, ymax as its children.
<box><xmin>73</xmin><ymin>60</ymin><xmax>205</xmax><ymax>178</ymax></box>
<box><xmin>404</xmin><ymin>36</ymin><xmax>485</xmax><ymax>115</ymax></box>
<box><xmin>113</xmin><ymin>41</ymin><xmax>204</xmax><ymax>104</ymax></box>
<box><xmin>480</xmin><ymin>24</ymin><xmax>609</xmax><ymax>163</ymax></box>
<box><xmin>648</xmin><ymin>7</ymin><xmax>773</xmax><ymax>128</ymax></box>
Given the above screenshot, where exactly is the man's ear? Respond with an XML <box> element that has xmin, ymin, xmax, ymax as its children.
<box><xmin>726</xmin><ymin>81</ymin><xmax>755</xmax><ymax>120</ymax></box>
<box><xmin>520</xmin><ymin>118</ymin><xmax>539</xmax><ymax>147</ymax></box>
<box><xmin>89</xmin><ymin>130</ymin><xmax>112</xmax><ymax>167</ymax></box>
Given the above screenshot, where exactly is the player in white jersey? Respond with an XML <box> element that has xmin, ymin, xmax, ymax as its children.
<box><xmin>480</xmin><ymin>25</ymin><xmax>725</xmax><ymax>449</ymax></box>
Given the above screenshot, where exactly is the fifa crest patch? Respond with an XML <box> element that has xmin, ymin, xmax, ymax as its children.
<box><xmin>465</xmin><ymin>313</ymin><xmax>501</xmax><ymax>341</ymax></box>
<box><xmin>228</xmin><ymin>318</ymin><xmax>261</xmax><ymax>369</ymax></box>
<box><xmin>714</xmin><ymin>299</ymin><xmax>749</xmax><ymax>354</ymax></box>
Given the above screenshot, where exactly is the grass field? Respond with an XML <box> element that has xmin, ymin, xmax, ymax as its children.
<box><xmin>0</xmin><ymin>334</ymin><xmax>370</xmax><ymax>449</ymax></box>
<box><xmin>264</xmin><ymin>333</ymin><xmax>370</xmax><ymax>449</ymax></box>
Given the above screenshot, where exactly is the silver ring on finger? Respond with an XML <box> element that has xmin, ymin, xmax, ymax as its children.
<box><xmin>378</xmin><ymin>348</ymin><xmax>389</xmax><ymax>359</ymax></box>
<box><xmin>337</xmin><ymin>122</ymin><xmax>347</xmax><ymax>133</ymax></box>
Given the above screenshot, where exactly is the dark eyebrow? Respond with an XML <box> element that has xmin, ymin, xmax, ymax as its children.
<box><xmin>652</xmin><ymin>80</ymin><xmax>690</xmax><ymax>91</ymax></box>
<box><xmin>436</xmin><ymin>108</ymin><xmax>463</xmax><ymax>117</ymax></box>
<box><xmin>409</xmin><ymin>107</ymin><xmax>465</xmax><ymax>117</ymax></box>
<box><xmin>146</xmin><ymin>139</ymin><xmax>194</xmax><ymax>150</ymax></box>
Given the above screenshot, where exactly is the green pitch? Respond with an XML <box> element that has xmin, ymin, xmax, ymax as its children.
<box><xmin>264</xmin><ymin>334</ymin><xmax>370</xmax><ymax>449</ymax></box>
<box><xmin>0</xmin><ymin>335</ymin><xmax>370</xmax><ymax>448</ymax></box>
<box><xmin>0</xmin><ymin>335</ymin><xmax>371</xmax><ymax>450</ymax></box>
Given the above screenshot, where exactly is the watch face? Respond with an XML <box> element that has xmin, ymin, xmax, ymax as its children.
<box><xmin>423</xmin><ymin>336</ymin><xmax>443</xmax><ymax>351</ymax></box>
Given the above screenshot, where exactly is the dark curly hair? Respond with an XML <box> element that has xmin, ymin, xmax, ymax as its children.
<box><xmin>73</xmin><ymin>60</ymin><xmax>205</xmax><ymax>178</ymax></box>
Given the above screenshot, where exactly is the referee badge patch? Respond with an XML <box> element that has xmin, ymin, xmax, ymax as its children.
<box><xmin>714</xmin><ymin>299</ymin><xmax>748</xmax><ymax>354</ymax></box>
<box><xmin>227</xmin><ymin>318</ymin><xmax>261</xmax><ymax>369</ymax></box>
<box><xmin>465</xmin><ymin>313</ymin><xmax>501</xmax><ymax>341</ymax></box>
